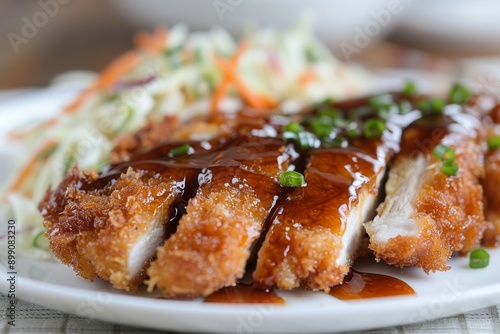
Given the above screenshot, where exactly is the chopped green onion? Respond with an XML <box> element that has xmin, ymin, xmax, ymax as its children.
<box><xmin>346</xmin><ymin>122</ymin><xmax>361</xmax><ymax>139</ymax></box>
<box><xmin>169</xmin><ymin>144</ymin><xmax>193</xmax><ymax>157</ymax></box>
<box><xmin>279</xmin><ymin>170</ymin><xmax>305</xmax><ymax>187</ymax></box>
<box><xmin>322</xmin><ymin>136</ymin><xmax>348</xmax><ymax>148</ymax></box>
<box><xmin>283</xmin><ymin>122</ymin><xmax>321</xmax><ymax>149</ymax></box>
<box><xmin>487</xmin><ymin>136</ymin><xmax>500</xmax><ymax>151</ymax></box>
<box><xmin>322</xmin><ymin>97</ymin><xmax>335</xmax><ymax>105</ymax></box>
<box><xmin>376</xmin><ymin>105</ymin><xmax>396</xmax><ymax>120</ymax></box>
<box><xmin>432</xmin><ymin>144</ymin><xmax>455</xmax><ymax>162</ymax></box>
<box><xmin>441</xmin><ymin>160</ymin><xmax>459</xmax><ymax>176</ymax></box>
<box><xmin>403</xmin><ymin>81</ymin><xmax>417</xmax><ymax>98</ymax></box>
<box><xmin>349</xmin><ymin>106</ymin><xmax>372</xmax><ymax>121</ymax></box>
<box><xmin>432</xmin><ymin>144</ymin><xmax>459</xmax><ymax>176</ymax></box>
<box><xmin>310</xmin><ymin>119</ymin><xmax>333</xmax><ymax>138</ymax></box>
<box><xmin>369</xmin><ymin>95</ymin><xmax>396</xmax><ymax>121</ymax></box>
<box><xmin>33</xmin><ymin>231</ymin><xmax>50</xmax><ymax>250</ymax></box>
<box><xmin>419</xmin><ymin>98</ymin><xmax>444</xmax><ymax>115</ymax></box>
<box><xmin>316</xmin><ymin>109</ymin><xmax>347</xmax><ymax>128</ymax></box>
<box><xmin>283</xmin><ymin>121</ymin><xmax>304</xmax><ymax>134</ymax></box>
<box><xmin>369</xmin><ymin>94</ymin><xmax>393</xmax><ymax>110</ymax></box>
<box><xmin>364</xmin><ymin>118</ymin><xmax>385</xmax><ymax>139</ymax></box>
<box><xmin>398</xmin><ymin>100</ymin><xmax>413</xmax><ymax>114</ymax></box>
<box><xmin>319</xmin><ymin>108</ymin><xmax>342</xmax><ymax>120</ymax></box>
<box><xmin>315</xmin><ymin>97</ymin><xmax>334</xmax><ymax>109</ymax></box>
<box><xmin>449</xmin><ymin>83</ymin><xmax>470</xmax><ymax>105</ymax></box>
<box><xmin>469</xmin><ymin>248</ymin><xmax>489</xmax><ymax>269</ymax></box>
<box><xmin>283</xmin><ymin>131</ymin><xmax>298</xmax><ymax>141</ymax></box>
<box><xmin>297</xmin><ymin>131</ymin><xmax>320</xmax><ymax>149</ymax></box>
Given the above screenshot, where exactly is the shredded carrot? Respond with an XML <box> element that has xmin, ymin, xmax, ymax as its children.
<box><xmin>298</xmin><ymin>68</ymin><xmax>317</xmax><ymax>86</ymax></box>
<box><xmin>211</xmin><ymin>42</ymin><xmax>250</xmax><ymax>112</ymax></box>
<box><xmin>66</xmin><ymin>27</ymin><xmax>168</xmax><ymax>113</ymax></box>
<box><xmin>211</xmin><ymin>41</ymin><xmax>277</xmax><ymax>113</ymax></box>
<box><xmin>63</xmin><ymin>83</ymin><xmax>98</xmax><ymax>113</ymax></box>
<box><xmin>8</xmin><ymin>140</ymin><xmax>58</xmax><ymax>193</ymax></box>
<box><xmin>135</xmin><ymin>32</ymin><xmax>157</xmax><ymax>54</ymax></box>
<box><xmin>64</xmin><ymin>50</ymin><xmax>140</xmax><ymax>113</ymax></box>
<box><xmin>231</xmin><ymin>74</ymin><xmax>276</xmax><ymax>109</ymax></box>
<box><xmin>153</xmin><ymin>27</ymin><xmax>168</xmax><ymax>50</ymax></box>
<box><xmin>96</xmin><ymin>51</ymin><xmax>140</xmax><ymax>91</ymax></box>
<box><xmin>8</xmin><ymin>118</ymin><xmax>58</xmax><ymax>141</ymax></box>
<box><xmin>134</xmin><ymin>27</ymin><xmax>168</xmax><ymax>55</ymax></box>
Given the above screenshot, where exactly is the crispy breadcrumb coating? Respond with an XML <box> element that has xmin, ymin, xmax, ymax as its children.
<box><xmin>40</xmin><ymin>166</ymin><xmax>182</xmax><ymax>291</ymax></box>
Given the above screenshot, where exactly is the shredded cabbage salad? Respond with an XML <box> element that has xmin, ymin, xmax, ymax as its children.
<box><xmin>0</xmin><ymin>22</ymin><xmax>371</xmax><ymax>260</ymax></box>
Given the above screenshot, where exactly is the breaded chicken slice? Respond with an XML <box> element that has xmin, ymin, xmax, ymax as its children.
<box><xmin>366</xmin><ymin>108</ymin><xmax>487</xmax><ymax>272</ymax></box>
<box><xmin>481</xmin><ymin>105</ymin><xmax>500</xmax><ymax>246</ymax></box>
<box><xmin>147</xmin><ymin>137</ymin><xmax>290</xmax><ymax>298</ymax></box>
<box><xmin>40</xmin><ymin>166</ymin><xmax>184</xmax><ymax>291</ymax></box>
<box><xmin>253</xmin><ymin>142</ymin><xmax>388</xmax><ymax>291</ymax></box>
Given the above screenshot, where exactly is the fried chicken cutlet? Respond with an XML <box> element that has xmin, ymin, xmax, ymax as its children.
<box><xmin>253</xmin><ymin>96</ymin><xmax>420</xmax><ymax>291</ymax></box>
<box><xmin>147</xmin><ymin>115</ymin><xmax>292</xmax><ymax>297</ymax></box>
<box><xmin>481</xmin><ymin>104</ymin><xmax>500</xmax><ymax>246</ymax></box>
<box><xmin>40</xmin><ymin>167</ymin><xmax>184</xmax><ymax>291</ymax></box>
<box><xmin>39</xmin><ymin>118</ymin><xmax>230</xmax><ymax>292</ymax></box>
<box><xmin>365</xmin><ymin>105</ymin><xmax>488</xmax><ymax>272</ymax></box>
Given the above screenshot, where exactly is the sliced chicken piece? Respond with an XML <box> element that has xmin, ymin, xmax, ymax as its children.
<box><xmin>40</xmin><ymin>167</ymin><xmax>185</xmax><ymax>291</ymax></box>
<box><xmin>252</xmin><ymin>95</ymin><xmax>421</xmax><ymax>292</ymax></box>
<box><xmin>366</xmin><ymin>108</ymin><xmax>487</xmax><ymax>272</ymax></box>
<box><xmin>481</xmin><ymin>105</ymin><xmax>500</xmax><ymax>246</ymax></box>
<box><xmin>479</xmin><ymin>147</ymin><xmax>500</xmax><ymax>246</ymax></box>
<box><xmin>147</xmin><ymin>135</ymin><xmax>291</xmax><ymax>298</ymax></box>
<box><xmin>253</xmin><ymin>140</ymin><xmax>388</xmax><ymax>291</ymax></box>
<box><xmin>40</xmin><ymin>117</ymin><xmax>231</xmax><ymax>292</ymax></box>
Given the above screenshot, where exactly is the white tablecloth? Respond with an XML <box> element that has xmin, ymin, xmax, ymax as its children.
<box><xmin>2</xmin><ymin>294</ymin><xmax>500</xmax><ymax>333</ymax></box>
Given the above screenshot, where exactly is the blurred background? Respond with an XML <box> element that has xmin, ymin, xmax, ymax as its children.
<box><xmin>1</xmin><ymin>0</ymin><xmax>500</xmax><ymax>89</ymax></box>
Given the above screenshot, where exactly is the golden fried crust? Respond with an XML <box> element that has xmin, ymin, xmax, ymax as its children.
<box><xmin>370</xmin><ymin>137</ymin><xmax>487</xmax><ymax>272</ymax></box>
<box><xmin>40</xmin><ymin>166</ymin><xmax>181</xmax><ymax>291</ymax></box>
<box><xmin>254</xmin><ymin>146</ymin><xmax>384</xmax><ymax>292</ymax></box>
<box><xmin>40</xmin><ymin>167</ymin><xmax>98</xmax><ymax>280</ymax></box>
<box><xmin>371</xmin><ymin>215</ymin><xmax>452</xmax><ymax>272</ymax></box>
<box><xmin>255</xmin><ymin>225</ymin><xmax>346</xmax><ymax>291</ymax></box>
<box><xmin>147</xmin><ymin>167</ymin><xmax>280</xmax><ymax>298</ymax></box>
<box><xmin>482</xmin><ymin>149</ymin><xmax>500</xmax><ymax>246</ymax></box>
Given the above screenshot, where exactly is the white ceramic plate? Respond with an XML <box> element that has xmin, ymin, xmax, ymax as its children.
<box><xmin>2</xmin><ymin>252</ymin><xmax>500</xmax><ymax>333</ymax></box>
<box><xmin>1</xmin><ymin>74</ymin><xmax>498</xmax><ymax>333</ymax></box>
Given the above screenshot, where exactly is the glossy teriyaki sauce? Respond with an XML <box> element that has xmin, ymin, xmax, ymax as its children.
<box><xmin>251</xmin><ymin>95</ymin><xmax>421</xmax><ymax>290</ymax></box>
<box><xmin>204</xmin><ymin>284</ymin><xmax>285</xmax><ymax>304</ymax></box>
<box><xmin>71</xmin><ymin>95</ymin><xmax>422</xmax><ymax>302</ymax></box>
<box><xmin>202</xmin><ymin>269</ymin><xmax>415</xmax><ymax>304</ymax></box>
<box><xmin>329</xmin><ymin>270</ymin><xmax>415</xmax><ymax>300</ymax></box>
